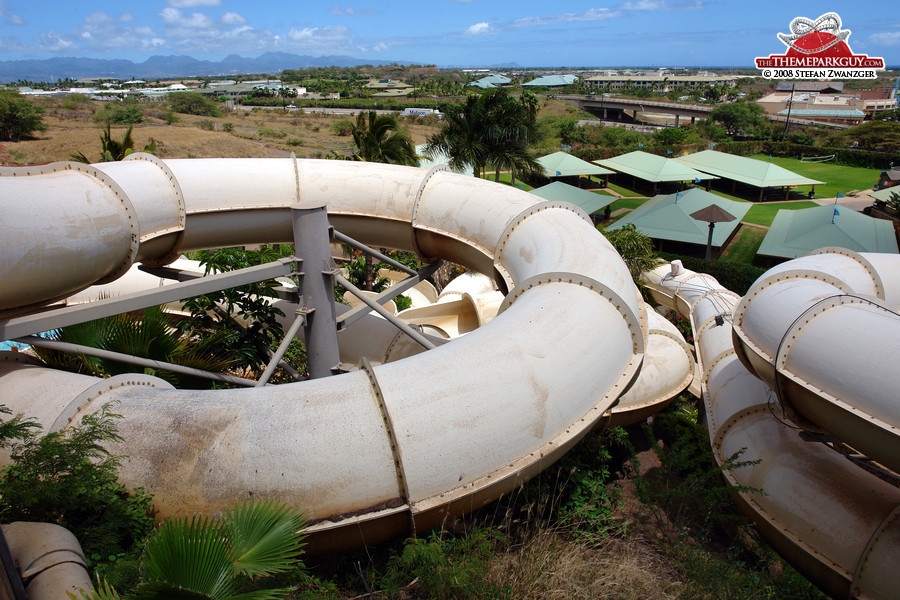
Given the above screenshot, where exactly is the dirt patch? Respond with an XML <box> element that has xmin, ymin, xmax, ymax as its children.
<box><xmin>2</xmin><ymin>100</ymin><xmax>443</xmax><ymax>166</ymax></box>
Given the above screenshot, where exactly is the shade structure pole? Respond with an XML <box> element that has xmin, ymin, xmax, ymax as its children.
<box><xmin>705</xmin><ymin>222</ymin><xmax>715</xmax><ymax>260</ymax></box>
<box><xmin>291</xmin><ymin>201</ymin><xmax>341</xmax><ymax>379</ymax></box>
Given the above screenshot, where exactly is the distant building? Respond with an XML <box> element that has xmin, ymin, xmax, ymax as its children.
<box><xmin>585</xmin><ymin>74</ymin><xmax>736</xmax><ymax>91</ymax></box>
<box><xmin>365</xmin><ymin>79</ymin><xmax>412</xmax><ymax>90</ymax></box>
<box><xmin>366</xmin><ymin>79</ymin><xmax>413</xmax><ymax>97</ymax></box>
<box><xmin>468</xmin><ymin>74</ymin><xmax>511</xmax><ymax>89</ymax></box>
<box><xmin>877</xmin><ymin>169</ymin><xmax>900</xmax><ymax>191</ymax></box>
<box><xmin>759</xmin><ymin>86</ymin><xmax>895</xmax><ymax>123</ymax></box>
<box><xmin>776</xmin><ymin>108</ymin><xmax>865</xmax><ymax>126</ymax></box>
<box><xmin>523</xmin><ymin>74</ymin><xmax>578</xmax><ymax>88</ymax></box>
<box><xmin>775</xmin><ymin>81</ymin><xmax>844</xmax><ymax>94</ymax></box>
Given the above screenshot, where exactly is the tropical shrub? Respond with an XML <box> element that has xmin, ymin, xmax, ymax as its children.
<box><xmin>0</xmin><ymin>90</ymin><xmax>47</xmax><ymax>141</ymax></box>
<box><xmin>0</xmin><ymin>405</ymin><xmax>155</xmax><ymax>572</ymax></box>
<box><xmin>73</xmin><ymin>499</ymin><xmax>307</xmax><ymax>600</ymax></box>
<box><xmin>182</xmin><ymin>245</ymin><xmax>294</xmax><ymax>373</ymax></box>
<box><xmin>33</xmin><ymin>305</ymin><xmax>235</xmax><ymax>389</ymax></box>
<box><xmin>94</xmin><ymin>102</ymin><xmax>143</xmax><ymax>125</ymax></box>
<box><xmin>168</xmin><ymin>92</ymin><xmax>222</xmax><ymax>117</ymax></box>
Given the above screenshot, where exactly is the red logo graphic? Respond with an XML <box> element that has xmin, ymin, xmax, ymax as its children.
<box><xmin>755</xmin><ymin>12</ymin><xmax>884</xmax><ymax>78</ymax></box>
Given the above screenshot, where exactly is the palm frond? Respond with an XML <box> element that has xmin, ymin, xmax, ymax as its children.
<box><xmin>68</xmin><ymin>150</ymin><xmax>92</xmax><ymax>164</ymax></box>
<box><xmin>130</xmin><ymin>582</ymin><xmax>216</xmax><ymax>600</ymax></box>
<box><xmin>67</xmin><ymin>577</ymin><xmax>121</xmax><ymax>600</ymax></box>
<box><xmin>224</xmin><ymin>499</ymin><xmax>307</xmax><ymax>578</ymax></box>
<box><xmin>140</xmin><ymin>514</ymin><xmax>235</xmax><ymax>599</ymax></box>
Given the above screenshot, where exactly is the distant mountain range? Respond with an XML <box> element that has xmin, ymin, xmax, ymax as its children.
<box><xmin>0</xmin><ymin>52</ymin><xmax>412</xmax><ymax>83</ymax></box>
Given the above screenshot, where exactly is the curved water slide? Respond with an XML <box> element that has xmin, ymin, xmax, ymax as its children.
<box><xmin>643</xmin><ymin>251</ymin><xmax>900</xmax><ymax>600</ymax></box>
<box><xmin>0</xmin><ymin>157</ymin><xmax>656</xmax><ymax>553</ymax></box>
<box><xmin>7</xmin><ymin>157</ymin><xmax>895</xmax><ymax>597</ymax></box>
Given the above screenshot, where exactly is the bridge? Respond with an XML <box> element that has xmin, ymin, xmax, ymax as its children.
<box><xmin>557</xmin><ymin>95</ymin><xmax>847</xmax><ymax>129</ymax></box>
<box><xmin>558</xmin><ymin>95</ymin><xmax>711</xmax><ymax>127</ymax></box>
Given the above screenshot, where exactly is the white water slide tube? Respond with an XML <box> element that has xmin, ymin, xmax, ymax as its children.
<box><xmin>643</xmin><ymin>250</ymin><xmax>900</xmax><ymax>600</ymax></box>
<box><xmin>0</xmin><ymin>157</ymin><xmax>651</xmax><ymax>554</ymax></box>
<box><xmin>3</xmin><ymin>157</ymin><xmax>896</xmax><ymax>598</ymax></box>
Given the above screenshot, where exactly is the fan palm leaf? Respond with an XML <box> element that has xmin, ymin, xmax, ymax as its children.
<box><xmin>67</xmin><ymin>577</ymin><xmax>121</xmax><ymax>600</ymax></box>
<box><xmin>136</xmin><ymin>514</ymin><xmax>234</xmax><ymax>599</ymax></box>
<box><xmin>224</xmin><ymin>499</ymin><xmax>307</xmax><ymax>578</ymax></box>
<box><xmin>35</xmin><ymin>306</ymin><xmax>237</xmax><ymax>389</ymax></box>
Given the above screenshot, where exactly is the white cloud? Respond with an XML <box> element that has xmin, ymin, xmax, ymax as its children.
<box><xmin>330</xmin><ymin>4</ymin><xmax>376</xmax><ymax>15</ymax></box>
<box><xmin>159</xmin><ymin>8</ymin><xmax>215</xmax><ymax>30</ymax></box>
<box><xmin>141</xmin><ymin>37</ymin><xmax>167</xmax><ymax>50</ymax></box>
<box><xmin>621</xmin><ymin>0</ymin><xmax>704</xmax><ymax>10</ymax></box>
<box><xmin>466</xmin><ymin>22</ymin><xmax>493</xmax><ymax>35</ymax></box>
<box><xmin>119</xmin><ymin>13</ymin><xmax>134</xmax><ymax>23</ymax></box>
<box><xmin>221</xmin><ymin>12</ymin><xmax>248</xmax><ymax>25</ymax></box>
<box><xmin>71</xmin><ymin>11</ymin><xmax>148</xmax><ymax>50</ymax></box>
<box><xmin>286</xmin><ymin>25</ymin><xmax>356</xmax><ymax>53</ymax></box>
<box><xmin>512</xmin><ymin>8</ymin><xmax>618</xmax><ymax>28</ymax></box>
<box><xmin>870</xmin><ymin>31</ymin><xmax>900</xmax><ymax>47</ymax></box>
<box><xmin>508</xmin><ymin>1</ymin><xmax>702</xmax><ymax>30</ymax></box>
<box><xmin>620</xmin><ymin>0</ymin><xmax>668</xmax><ymax>9</ymax></box>
<box><xmin>0</xmin><ymin>0</ymin><xmax>24</xmax><ymax>26</ymax></box>
<box><xmin>34</xmin><ymin>31</ymin><xmax>77</xmax><ymax>52</ymax></box>
<box><xmin>166</xmin><ymin>0</ymin><xmax>221</xmax><ymax>7</ymax></box>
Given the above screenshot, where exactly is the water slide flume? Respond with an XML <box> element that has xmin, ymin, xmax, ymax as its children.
<box><xmin>4</xmin><ymin>156</ymin><xmax>896</xmax><ymax>598</ymax></box>
<box><xmin>0</xmin><ymin>157</ymin><xmax>646</xmax><ymax>553</ymax></box>
<box><xmin>643</xmin><ymin>252</ymin><xmax>900</xmax><ymax>600</ymax></box>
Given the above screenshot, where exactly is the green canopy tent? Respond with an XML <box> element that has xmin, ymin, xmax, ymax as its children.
<box><xmin>607</xmin><ymin>187</ymin><xmax>750</xmax><ymax>258</ymax></box>
<box><xmin>530</xmin><ymin>181</ymin><xmax>617</xmax><ymax>222</ymax></box>
<box><xmin>674</xmin><ymin>150</ymin><xmax>823</xmax><ymax>202</ymax></box>
<box><xmin>595</xmin><ymin>150</ymin><xmax>717</xmax><ymax>195</ymax></box>
<box><xmin>536</xmin><ymin>151</ymin><xmax>615</xmax><ymax>187</ymax></box>
<box><xmin>870</xmin><ymin>186</ymin><xmax>900</xmax><ymax>203</ymax></box>
<box><xmin>758</xmin><ymin>204</ymin><xmax>899</xmax><ymax>260</ymax></box>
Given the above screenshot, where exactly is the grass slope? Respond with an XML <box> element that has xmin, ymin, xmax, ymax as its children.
<box><xmin>742</xmin><ymin>201</ymin><xmax>819</xmax><ymax>226</ymax></box>
<box><xmin>749</xmin><ymin>154</ymin><xmax>881</xmax><ymax>198</ymax></box>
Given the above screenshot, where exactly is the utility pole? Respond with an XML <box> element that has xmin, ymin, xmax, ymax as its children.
<box><xmin>781</xmin><ymin>82</ymin><xmax>796</xmax><ymax>141</ymax></box>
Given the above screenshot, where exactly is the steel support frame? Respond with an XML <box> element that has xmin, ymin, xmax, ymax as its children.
<box><xmin>291</xmin><ymin>202</ymin><xmax>341</xmax><ymax>379</ymax></box>
<box><xmin>16</xmin><ymin>335</ymin><xmax>259</xmax><ymax>388</ymax></box>
<box><xmin>334</xmin><ymin>274</ymin><xmax>436</xmax><ymax>350</ymax></box>
<box><xmin>336</xmin><ymin>260</ymin><xmax>443</xmax><ymax>330</ymax></box>
<box><xmin>2</xmin><ymin>209</ymin><xmax>443</xmax><ymax>385</ymax></box>
<box><xmin>0</xmin><ymin>258</ymin><xmax>298</xmax><ymax>340</ymax></box>
<box><xmin>333</xmin><ymin>230</ymin><xmax>418</xmax><ymax>276</ymax></box>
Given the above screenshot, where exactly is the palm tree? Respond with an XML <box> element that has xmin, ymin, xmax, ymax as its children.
<box><xmin>350</xmin><ymin>110</ymin><xmax>418</xmax><ymax>166</ymax></box>
<box><xmin>73</xmin><ymin>499</ymin><xmax>307</xmax><ymax>600</ymax></box>
<box><xmin>70</xmin><ymin>123</ymin><xmax>156</xmax><ymax>163</ymax></box>
<box><xmin>484</xmin><ymin>91</ymin><xmax>541</xmax><ymax>185</ymax></box>
<box><xmin>423</xmin><ymin>93</ymin><xmax>489</xmax><ymax>177</ymax></box>
<box><xmin>34</xmin><ymin>306</ymin><xmax>236</xmax><ymax>389</ymax></box>
<box><xmin>599</xmin><ymin>223</ymin><xmax>664</xmax><ymax>283</ymax></box>
<box><xmin>350</xmin><ymin>110</ymin><xmax>418</xmax><ymax>289</ymax></box>
<box><xmin>424</xmin><ymin>89</ymin><xmax>540</xmax><ymax>183</ymax></box>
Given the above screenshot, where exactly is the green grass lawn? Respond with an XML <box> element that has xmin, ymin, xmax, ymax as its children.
<box><xmin>479</xmin><ymin>172</ymin><xmax>535</xmax><ymax>191</ymax></box>
<box><xmin>608</xmin><ymin>197</ymin><xmax>648</xmax><ymax>212</ymax></box>
<box><xmin>479</xmin><ymin>173</ymin><xmax>617</xmax><ymax>196</ymax></box>
<box><xmin>606</xmin><ymin>181</ymin><xmax>648</xmax><ymax>197</ymax></box>
<box><xmin>748</xmin><ymin>155</ymin><xmax>880</xmax><ymax>198</ymax></box>
<box><xmin>707</xmin><ymin>189</ymin><xmax>750</xmax><ymax>203</ymax></box>
<box><xmin>742</xmin><ymin>201</ymin><xmax>819</xmax><ymax>226</ymax></box>
<box><xmin>720</xmin><ymin>225</ymin><xmax>767</xmax><ymax>264</ymax></box>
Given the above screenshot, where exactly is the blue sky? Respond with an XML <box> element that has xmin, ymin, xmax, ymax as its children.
<box><xmin>0</xmin><ymin>1</ymin><xmax>897</xmax><ymax>67</ymax></box>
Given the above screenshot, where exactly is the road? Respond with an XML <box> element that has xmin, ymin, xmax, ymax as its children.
<box><xmin>232</xmin><ymin>105</ymin><xmax>399</xmax><ymax>116</ymax></box>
